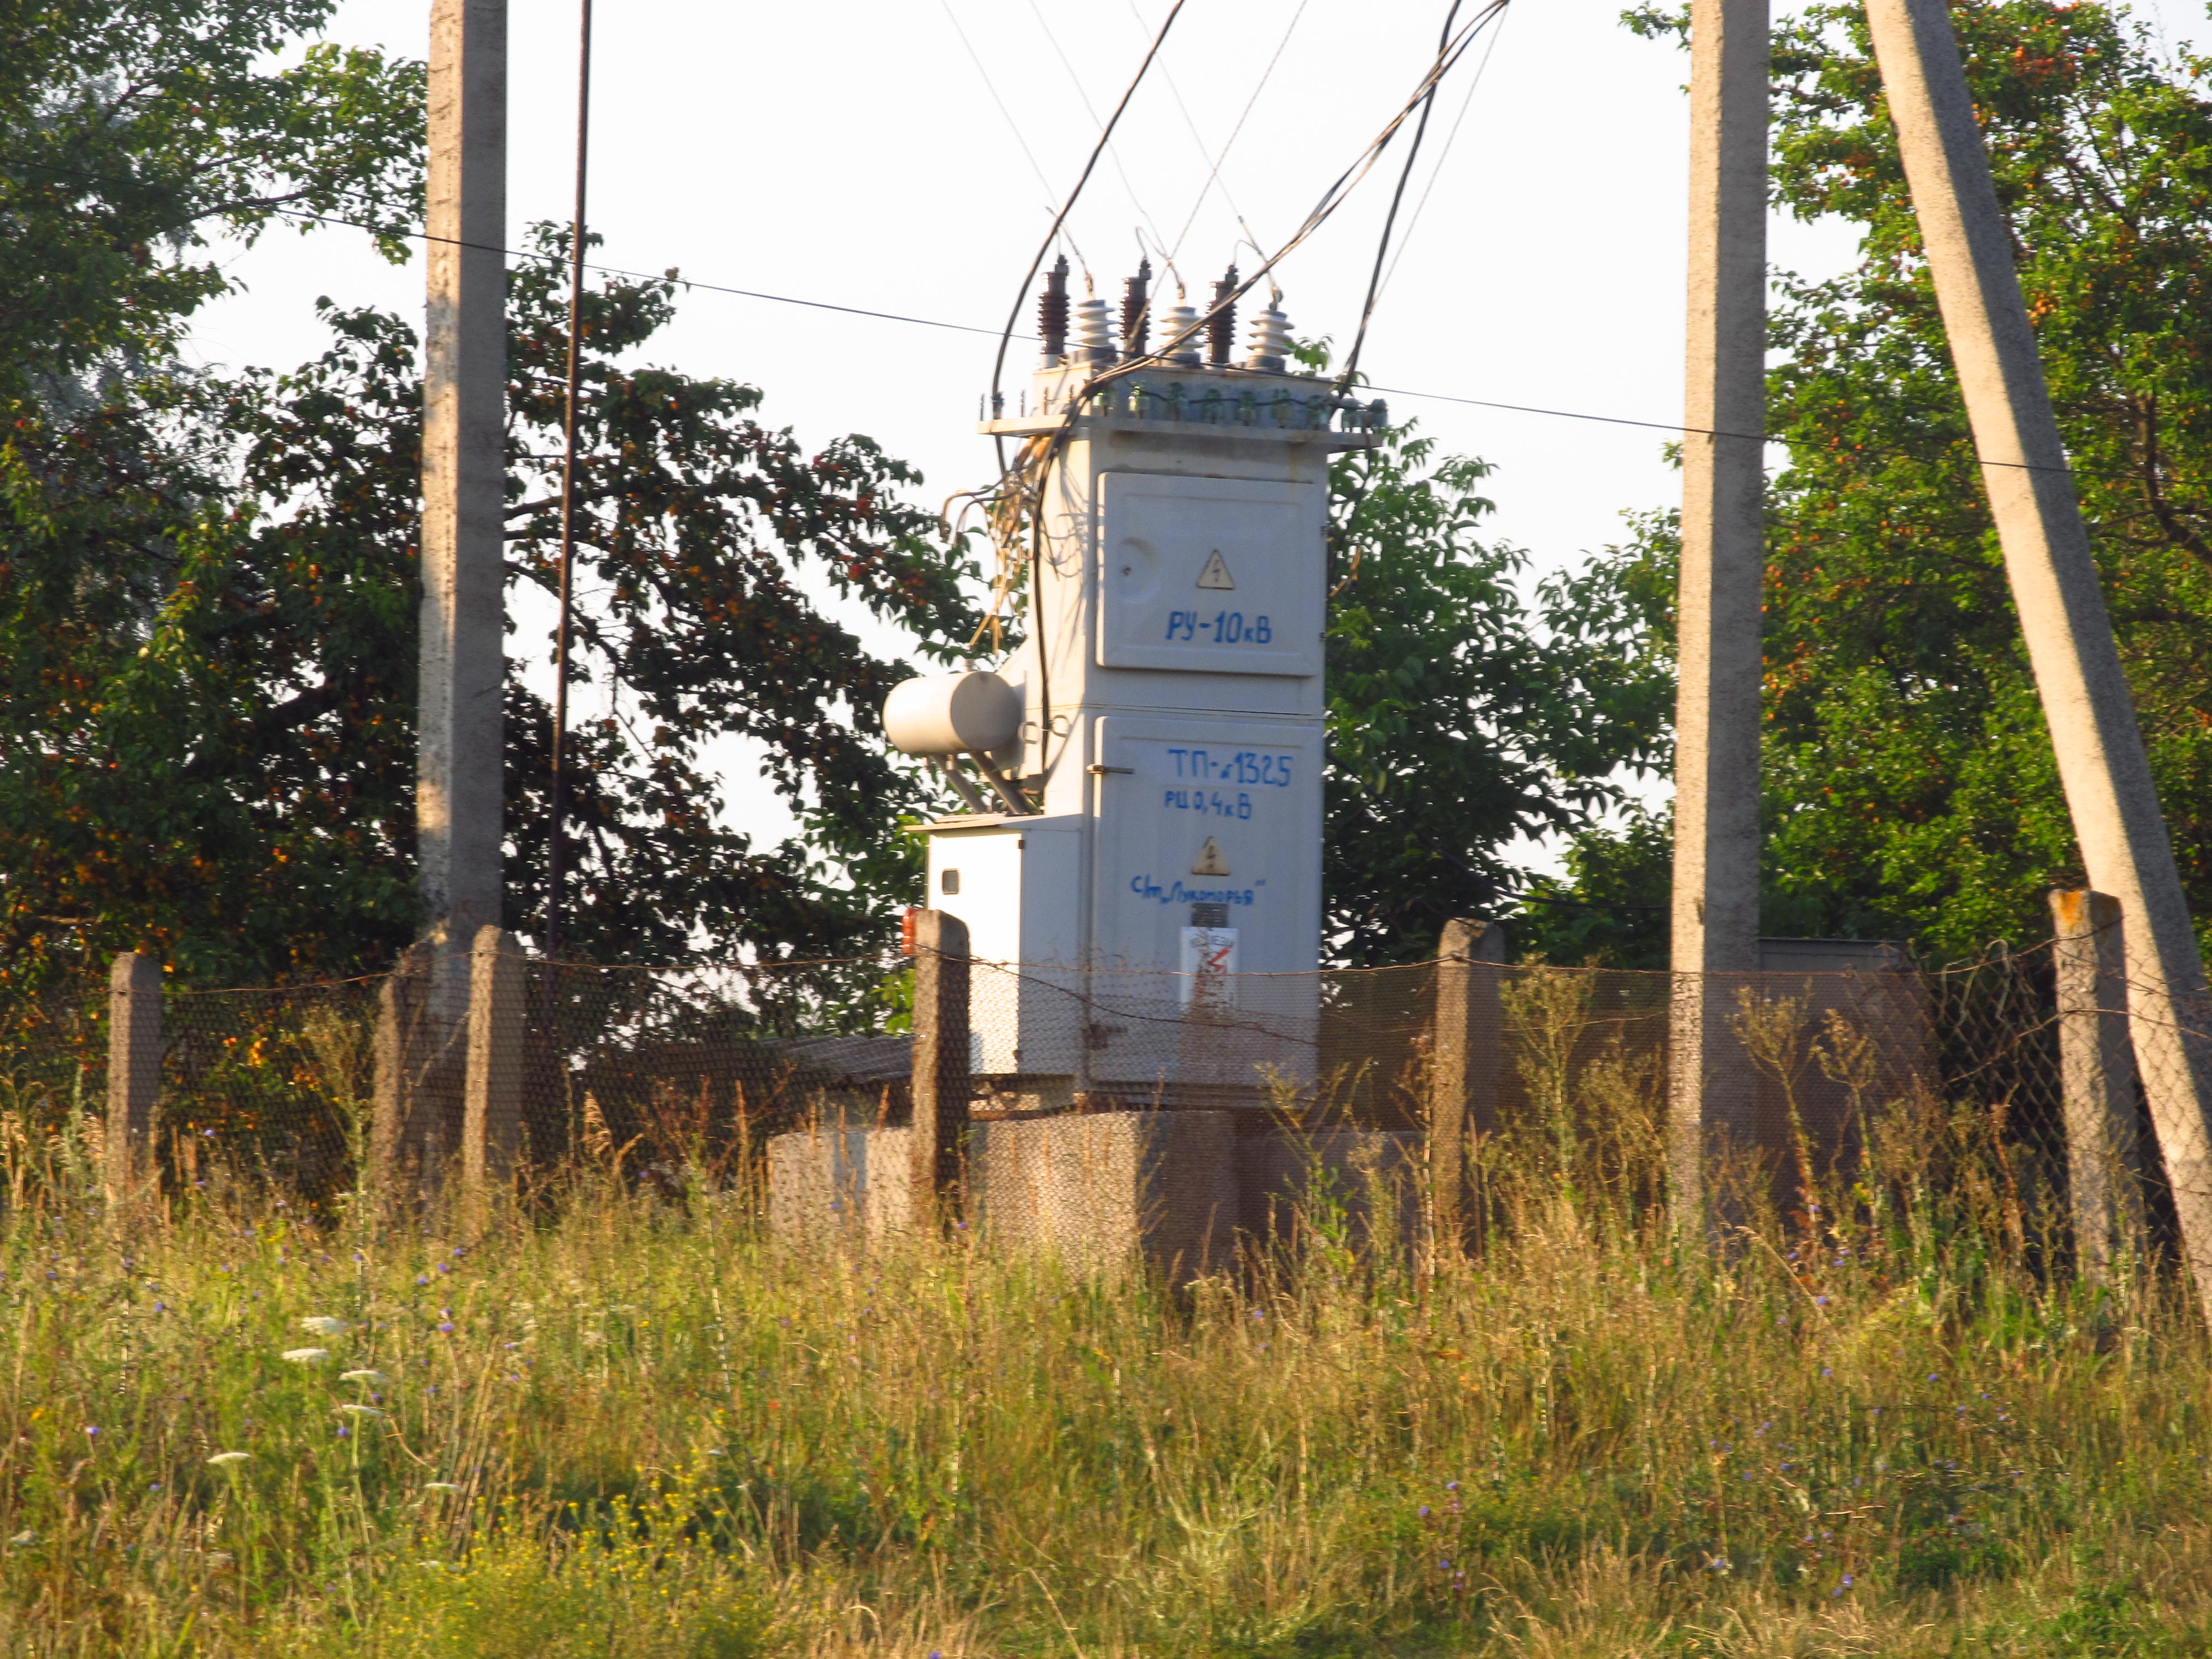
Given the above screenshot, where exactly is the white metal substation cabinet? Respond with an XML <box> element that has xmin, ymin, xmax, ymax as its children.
<box><xmin>915</xmin><ymin>341</ymin><xmax>1381</xmax><ymax>1105</ymax></box>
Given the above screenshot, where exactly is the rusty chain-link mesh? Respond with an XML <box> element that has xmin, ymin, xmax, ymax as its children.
<box><xmin>4</xmin><ymin>942</ymin><xmax>2201</xmax><ymax>1269</ymax></box>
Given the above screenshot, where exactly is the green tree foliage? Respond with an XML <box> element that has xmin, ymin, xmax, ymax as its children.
<box><xmin>0</xmin><ymin>0</ymin><xmax>422</xmax><ymax>386</ymax></box>
<box><xmin>1</xmin><ymin>0</ymin><xmax>421</xmax><ymax>984</ymax></box>
<box><xmin>0</xmin><ymin>1</ymin><xmax>977</xmax><ymax>986</ymax></box>
<box><xmin>0</xmin><ymin>238</ymin><xmax>975</xmax><ymax>985</ymax></box>
<box><xmin>1322</xmin><ymin>413</ymin><xmax>1672</xmax><ymax>964</ymax></box>
<box><xmin>496</xmin><ymin>246</ymin><xmax>978</xmax><ymax>961</ymax></box>
<box><xmin>1563</xmin><ymin>0</ymin><xmax>2212</xmax><ymax>964</ymax></box>
<box><xmin>1761</xmin><ymin>0</ymin><xmax>2212</xmax><ymax>959</ymax></box>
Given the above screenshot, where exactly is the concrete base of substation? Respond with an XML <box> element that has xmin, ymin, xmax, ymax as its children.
<box><xmin>766</xmin><ymin>1111</ymin><xmax>1421</xmax><ymax>1271</ymax></box>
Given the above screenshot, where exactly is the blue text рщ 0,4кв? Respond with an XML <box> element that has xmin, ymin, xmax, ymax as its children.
<box><xmin>1163</xmin><ymin>790</ymin><xmax>1253</xmax><ymax>818</ymax></box>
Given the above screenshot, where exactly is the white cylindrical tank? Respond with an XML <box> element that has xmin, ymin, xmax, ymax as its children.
<box><xmin>883</xmin><ymin>671</ymin><xmax>1022</xmax><ymax>757</ymax></box>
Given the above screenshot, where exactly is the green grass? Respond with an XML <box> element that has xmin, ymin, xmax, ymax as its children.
<box><xmin>2</xmin><ymin>1099</ymin><xmax>2210</xmax><ymax>1658</ymax></box>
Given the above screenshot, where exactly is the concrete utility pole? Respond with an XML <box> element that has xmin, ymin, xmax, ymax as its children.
<box><xmin>1670</xmin><ymin>0</ymin><xmax>1768</xmax><ymax>1218</ymax></box>
<box><xmin>418</xmin><ymin>0</ymin><xmax>508</xmax><ymax>951</ymax></box>
<box><xmin>1866</xmin><ymin>0</ymin><xmax>2212</xmax><ymax>1323</ymax></box>
<box><xmin>2051</xmin><ymin>890</ymin><xmax>2146</xmax><ymax>1282</ymax></box>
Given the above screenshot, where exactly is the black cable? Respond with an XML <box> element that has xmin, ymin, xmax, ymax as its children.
<box><xmin>1364</xmin><ymin>384</ymin><xmax>2106</xmax><ymax>482</ymax></box>
<box><xmin>1336</xmin><ymin>0</ymin><xmax>1468</xmax><ymax>399</ymax></box>
<box><xmin>545</xmin><ymin>0</ymin><xmax>593</xmax><ymax>962</ymax></box>
<box><xmin>1029</xmin><ymin>474</ymin><xmax>1049</xmax><ymax>801</ymax></box>
<box><xmin>7</xmin><ymin>148</ymin><xmax>1019</xmax><ymax>337</ymax></box>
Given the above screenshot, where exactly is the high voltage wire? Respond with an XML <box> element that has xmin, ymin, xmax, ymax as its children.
<box><xmin>1023</xmin><ymin>0</ymin><xmax>1175</xmax><ymax>264</ymax></box>
<box><xmin>938</xmin><ymin>0</ymin><xmax>1059</xmax><ymax>207</ymax></box>
<box><xmin>1141</xmin><ymin>0</ymin><xmax>1298</xmax><ymax>269</ymax></box>
<box><xmin>992</xmin><ymin>0</ymin><xmax>1513</xmax><ymax>440</ymax></box>
<box><xmin>936</xmin><ymin>0</ymin><xmax>1094</xmax><ymax>274</ymax></box>
<box><xmin>987</xmin><ymin>0</ymin><xmax>1188</xmax><ymax>425</ymax></box>
<box><xmin>281</xmin><ymin>205</ymin><xmax>1018</xmax><ymax>338</ymax></box>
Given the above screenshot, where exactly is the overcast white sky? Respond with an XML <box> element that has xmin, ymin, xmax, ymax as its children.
<box><xmin>187</xmin><ymin>0</ymin><xmax>2212</xmax><ymax>868</ymax></box>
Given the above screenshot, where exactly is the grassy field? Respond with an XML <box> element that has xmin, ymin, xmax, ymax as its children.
<box><xmin>3</xmin><ymin>1093</ymin><xmax>2210</xmax><ymax>1658</ymax></box>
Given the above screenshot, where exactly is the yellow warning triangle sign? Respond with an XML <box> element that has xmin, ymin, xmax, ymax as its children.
<box><xmin>1196</xmin><ymin>549</ymin><xmax>1235</xmax><ymax>590</ymax></box>
<box><xmin>1192</xmin><ymin>836</ymin><xmax>1230</xmax><ymax>876</ymax></box>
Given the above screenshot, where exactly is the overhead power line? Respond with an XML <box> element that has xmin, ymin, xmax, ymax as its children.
<box><xmin>1024</xmin><ymin>0</ymin><xmax>1175</xmax><ymax>263</ymax></box>
<box><xmin>4</xmin><ymin>153</ymin><xmax>2110</xmax><ymax>482</ymax></box>
<box><xmin>1144</xmin><ymin>0</ymin><xmax>1302</xmax><ymax>268</ymax></box>
<box><xmin>288</xmin><ymin>205</ymin><xmax>1019</xmax><ymax>337</ymax></box>
<box><xmin>1376</xmin><ymin>4</ymin><xmax>1507</xmax><ymax>303</ymax></box>
<box><xmin>247</xmin><ymin>202</ymin><xmax>2106</xmax><ymax>482</ymax></box>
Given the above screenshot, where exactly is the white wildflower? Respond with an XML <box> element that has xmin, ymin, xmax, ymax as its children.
<box><xmin>298</xmin><ymin>1316</ymin><xmax>349</xmax><ymax>1337</ymax></box>
<box><xmin>205</xmin><ymin>1451</ymin><xmax>251</xmax><ymax>1467</ymax></box>
<box><xmin>336</xmin><ymin>1402</ymin><xmax>385</xmax><ymax>1416</ymax></box>
<box><xmin>338</xmin><ymin>1369</ymin><xmax>387</xmax><ymax>1384</ymax></box>
<box><xmin>424</xmin><ymin>1481</ymin><xmax>463</xmax><ymax>1493</ymax></box>
<box><xmin>280</xmin><ymin>1347</ymin><xmax>330</xmax><ymax>1364</ymax></box>
<box><xmin>7</xmin><ymin>1531</ymin><xmax>35</xmax><ymax>1547</ymax></box>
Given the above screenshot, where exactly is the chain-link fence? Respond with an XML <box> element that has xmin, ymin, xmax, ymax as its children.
<box><xmin>6</xmin><ymin>931</ymin><xmax>2197</xmax><ymax>1274</ymax></box>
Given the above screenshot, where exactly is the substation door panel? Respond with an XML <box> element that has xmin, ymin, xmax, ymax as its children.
<box><xmin>1086</xmin><ymin>714</ymin><xmax>1323</xmax><ymax>1087</ymax></box>
<box><xmin>1095</xmin><ymin>473</ymin><xmax>1324</xmax><ymax>679</ymax></box>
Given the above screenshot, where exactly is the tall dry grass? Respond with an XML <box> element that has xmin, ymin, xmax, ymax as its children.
<box><xmin>1</xmin><ymin>1048</ymin><xmax>2208</xmax><ymax>1657</ymax></box>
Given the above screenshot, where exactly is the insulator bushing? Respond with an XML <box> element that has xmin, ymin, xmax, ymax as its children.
<box><xmin>1120</xmin><ymin>257</ymin><xmax>1151</xmax><ymax>358</ymax></box>
<box><xmin>1037</xmin><ymin>254</ymin><xmax>1070</xmax><ymax>366</ymax></box>
<box><xmin>1207</xmin><ymin>266</ymin><xmax>1238</xmax><ymax>367</ymax></box>
<box><xmin>1244</xmin><ymin>305</ymin><xmax>1291</xmax><ymax>373</ymax></box>
<box><xmin>1073</xmin><ymin>296</ymin><xmax>1116</xmax><ymax>366</ymax></box>
<box><xmin>1160</xmin><ymin>305</ymin><xmax>1202</xmax><ymax>368</ymax></box>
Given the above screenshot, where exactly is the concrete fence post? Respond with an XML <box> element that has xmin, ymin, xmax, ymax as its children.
<box><xmin>462</xmin><ymin>925</ymin><xmax>526</xmax><ymax>1215</ymax></box>
<box><xmin>369</xmin><ymin>942</ymin><xmax>444</xmax><ymax>1204</ymax></box>
<box><xmin>369</xmin><ymin>969</ymin><xmax>409</xmax><ymax>1202</ymax></box>
<box><xmin>104</xmin><ymin>953</ymin><xmax>162</xmax><ymax>1209</ymax></box>
<box><xmin>909</xmin><ymin>910</ymin><xmax>972</xmax><ymax>1230</ymax></box>
<box><xmin>2052</xmin><ymin>889</ymin><xmax>2146</xmax><ymax>1281</ymax></box>
<box><xmin>1430</xmin><ymin>918</ymin><xmax>1505</xmax><ymax>1255</ymax></box>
